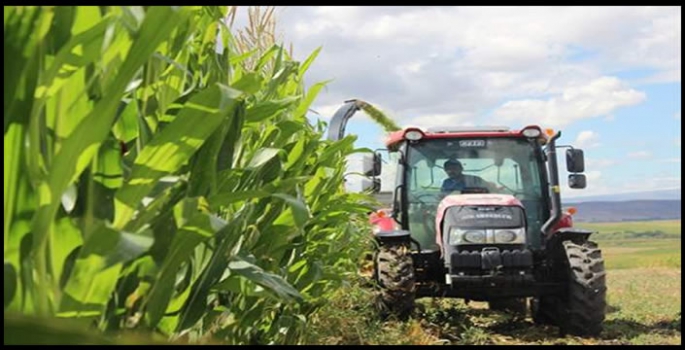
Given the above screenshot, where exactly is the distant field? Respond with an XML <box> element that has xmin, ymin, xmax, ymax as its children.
<box><xmin>600</xmin><ymin>239</ymin><xmax>681</xmax><ymax>270</ymax></box>
<box><xmin>580</xmin><ymin>220</ymin><xmax>680</xmax><ymax>270</ymax></box>
<box><xmin>578</xmin><ymin>220</ymin><xmax>681</xmax><ymax>240</ymax></box>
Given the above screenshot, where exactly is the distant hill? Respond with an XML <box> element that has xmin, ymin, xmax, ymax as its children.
<box><xmin>372</xmin><ymin>191</ymin><xmax>681</xmax><ymax>223</ymax></box>
<box><xmin>564</xmin><ymin>200</ymin><xmax>681</xmax><ymax>223</ymax></box>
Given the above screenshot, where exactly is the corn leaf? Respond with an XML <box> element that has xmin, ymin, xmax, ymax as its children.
<box><xmin>32</xmin><ymin>6</ymin><xmax>185</xmax><ymax>253</ymax></box>
<box><xmin>113</xmin><ymin>84</ymin><xmax>242</xmax><ymax>229</ymax></box>
<box><xmin>59</xmin><ymin>222</ymin><xmax>153</xmax><ymax>316</ymax></box>
<box><xmin>224</xmin><ymin>255</ymin><xmax>303</xmax><ymax>302</ymax></box>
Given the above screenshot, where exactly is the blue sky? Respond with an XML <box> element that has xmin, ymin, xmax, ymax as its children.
<box><xmin>235</xmin><ymin>6</ymin><xmax>681</xmax><ymax>199</ymax></box>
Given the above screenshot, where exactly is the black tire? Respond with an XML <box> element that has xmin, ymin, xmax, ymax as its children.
<box><xmin>374</xmin><ymin>242</ymin><xmax>416</xmax><ymax>319</ymax></box>
<box><xmin>489</xmin><ymin>298</ymin><xmax>527</xmax><ymax>316</ymax></box>
<box><xmin>534</xmin><ymin>240</ymin><xmax>607</xmax><ymax>336</ymax></box>
<box><xmin>562</xmin><ymin>240</ymin><xmax>607</xmax><ymax>336</ymax></box>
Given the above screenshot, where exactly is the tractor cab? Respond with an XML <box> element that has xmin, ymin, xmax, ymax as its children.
<box><xmin>367</xmin><ymin>125</ymin><xmax>586</xmax><ymax>252</ymax></box>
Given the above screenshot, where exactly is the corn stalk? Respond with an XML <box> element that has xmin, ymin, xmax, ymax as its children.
<box><xmin>4</xmin><ymin>5</ymin><xmax>374</xmax><ymax>344</ymax></box>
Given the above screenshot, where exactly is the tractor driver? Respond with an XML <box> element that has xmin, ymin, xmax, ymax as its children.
<box><xmin>441</xmin><ymin>159</ymin><xmax>498</xmax><ymax>194</ymax></box>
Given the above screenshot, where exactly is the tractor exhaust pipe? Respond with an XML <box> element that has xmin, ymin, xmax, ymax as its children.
<box><xmin>541</xmin><ymin>131</ymin><xmax>563</xmax><ymax>239</ymax></box>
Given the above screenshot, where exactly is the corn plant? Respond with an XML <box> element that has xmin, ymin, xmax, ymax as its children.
<box><xmin>4</xmin><ymin>5</ymin><xmax>376</xmax><ymax>344</ymax></box>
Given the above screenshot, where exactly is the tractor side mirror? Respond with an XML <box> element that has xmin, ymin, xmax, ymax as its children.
<box><xmin>361</xmin><ymin>178</ymin><xmax>381</xmax><ymax>193</ymax></box>
<box><xmin>566</xmin><ymin>148</ymin><xmax>585</xmax><ymax>173</ymax></box>
<box><xmin>362</xmin><ymin>152</ymin><xmax>382</xmax><ymax>177</ymax></box>
<box><xmin>568</xmin><ymin>174</ymin><xmax>586</xmax><ymax>189</ymax></box>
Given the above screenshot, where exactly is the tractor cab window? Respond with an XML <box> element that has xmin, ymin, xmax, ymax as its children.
<box><xmin>404</xmin><ymin>137</ymin><xmax>547</xmax><ymax>251</ymax></box>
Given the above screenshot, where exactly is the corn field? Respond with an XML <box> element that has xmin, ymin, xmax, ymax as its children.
<box><xmin>4</xmin><ymin>6</ymin><xmax>376</xmax><ymax>344</ymax></box>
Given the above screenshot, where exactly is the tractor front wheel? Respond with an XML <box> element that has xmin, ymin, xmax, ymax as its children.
<box><xmin>561</xmin><ymin>240</ymin><xmax>607</xmax><ymax>336</ymax></box>
<box><xmin>374</xmin><ymin>242</ymin><xmax>416</xmax><ymax>320</ymax></box>
<box><xmin>533</xmin><ymin>240</ymin><xmax>607</xmax><ymax>336</ymax></box>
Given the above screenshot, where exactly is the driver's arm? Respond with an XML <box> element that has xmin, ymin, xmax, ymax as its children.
<box><xmin>486</xmin><ymin>181</ymin><xmax>500</xmax><ymax>193</ymax></box>
<box><xmin>477</xmin><ymin>177</ymin><xmax>500</xmax><ymax>193</ymax></box>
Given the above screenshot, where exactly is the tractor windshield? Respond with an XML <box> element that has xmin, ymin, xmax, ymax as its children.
<box><xmin>404</xmin><ymin>137</ymin><xmax>547</xmax><ymax>251</ymax></box>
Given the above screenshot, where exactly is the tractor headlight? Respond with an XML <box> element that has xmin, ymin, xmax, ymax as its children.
<box><xmin>494</xmin><ymin>228</ymin><xmax>526</xmax><ymax>244</ymax></box>
<box><xmin>404</xmin><ymin>128</ymin><xmax>424</xmax><ymax>141</ymax></box>
<box><xmin>449</xmin><ymin>227</ymin><xmax>526</xmax><ymax>244</ymax></box>
<box><xmin>450</xmin><ymin>228</ymin><xmax>486</xmax><ymax>244</ymax></box>
<box><xmin>521</xmin><ymin>126</ymin><xmax>542</xmax><ymax>138</ymax></box>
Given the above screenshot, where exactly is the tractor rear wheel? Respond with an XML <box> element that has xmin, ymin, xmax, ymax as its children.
<box><xmin>534</xmin><ymin>240</ymin><xmax>607</xmax><ymax>336</ymax></box>
<box><xmin>374</xmin><ymin>242</ymin><xmax>416</xmax><ymax>320</ymax></box>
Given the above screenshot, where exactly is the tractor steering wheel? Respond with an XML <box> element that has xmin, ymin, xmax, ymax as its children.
<box><xmin>413</xmin><ymin>192</ymin><xmax>442</xmax><ymax>205</ymax></box>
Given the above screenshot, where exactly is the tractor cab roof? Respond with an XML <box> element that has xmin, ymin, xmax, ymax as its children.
<box><xmin>384</xmin><ymin>125</ymin><xmax>551</xmax><ymax>150</ymax></box>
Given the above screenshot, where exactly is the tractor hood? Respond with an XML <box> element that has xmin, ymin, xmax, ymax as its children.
<box><xmin>435</xmin><ymin>194</ymin><xmax>524</xmax><ymax>252</ymax></box>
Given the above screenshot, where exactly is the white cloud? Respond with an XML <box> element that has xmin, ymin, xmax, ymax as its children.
<box><xmin>395</xmin><ymin>60</ymin><xmax>427</xmax><ymax>75</ymax></box>
<box><xmin>407</xmin><ymin>113</ymin><xmax>475</xmax><ymax>129</ymax></box>
<box><xmin>622</xmin><ymin>176</ymin><xmax>681</xmax><ymax>191</ymax></box>
<box><xmin>492</xmin><ymin>77</ymin><xmax>646</xmax><ymax>128</ymax></box>
<box><xmin>574</xmin><ymin>130</ymin><xmax>601</xmax><ymax>149</ymax></box>
<box><xmin>584</xmin><ymin>170</ymin><xmax>602</xmax><ymax>182</ymax></box>
<box><xmin>562</xmin><ymin>173</ymin><xmax>681</xmax><ymax>200</ymax></box>
<box><xmin>676</xmin><ymin>111</ymin><xmax>681</xmax><ymax>121</ymax></box>
<box><xmin>274</xmin><ymin>6</ymin><xmax>677</xmax><ymax>131</ymax></box>
<box><xmin>618</xmin><ymin>13</ymin><xmax>681</xmax><ymax>83</ymax></box>
<box><xmin>308</xmin><ymin>103</ymin><xmax>345</xmax><ymax>121</ymax></box>
<box><xmin>638</xmin><ymin>69</ymin><xmax>681</xmax><ymax>84</ymax></box>
<box><xmin>627</xmin><ymin>151</ymin><xmax>653</xmax><ymax>159</ymax></box>
<box><xmin>586</xmin><ymin>158</ymin><xmax>618</xmax><ymax>168</ymax></box>
<box><xmin>676</xmin><ymin>137</ymin><xmax>681</xmax><ymax>147</ymax></box>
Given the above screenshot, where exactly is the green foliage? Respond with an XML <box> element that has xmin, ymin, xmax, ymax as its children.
<box><xmin>4</xmin><ymin>5</ymin><xmax>375</xmax><ymax>344</ymax></box>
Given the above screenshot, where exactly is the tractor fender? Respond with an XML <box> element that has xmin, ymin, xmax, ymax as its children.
<box><xmin>552</xmin><ymin>212</ymin><xmax>574</xmax><ymax>231</ymax></box>
<box><xmin>369</xmin><ymin>210</ymin><xmax>413</xmax><ymax>245</ymax></box>
<box><xmin>374</xmin><ymin>230</ymin><xmax>412</xmax><ymax>247</ymax></box>
<box><xmin>546</xmin><ymin>227</ymin><xmax>595</xmax><ymax>249</ymax></box>
<box><xmin>375</xmin><ymin>230</ymin><xmax>411</xmax><ymax>239</ymax></box>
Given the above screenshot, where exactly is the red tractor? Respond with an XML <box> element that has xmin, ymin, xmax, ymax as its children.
<box><xmin>328</xmin><ymin>100</ymin><xmax>607</xmax><ymax>337</ymax></box>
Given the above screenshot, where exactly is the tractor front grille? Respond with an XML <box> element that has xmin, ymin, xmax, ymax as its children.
<box><xmin>450</xmin><ymin>248</ymin><xmax>533</xmax><ymax>273</ymax></box>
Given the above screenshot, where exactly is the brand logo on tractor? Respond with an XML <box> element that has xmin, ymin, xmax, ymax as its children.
<box><xmin>461</xmin><ymin>213</ymin><xmax>514</xmax><ymax>220</ymax></box>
